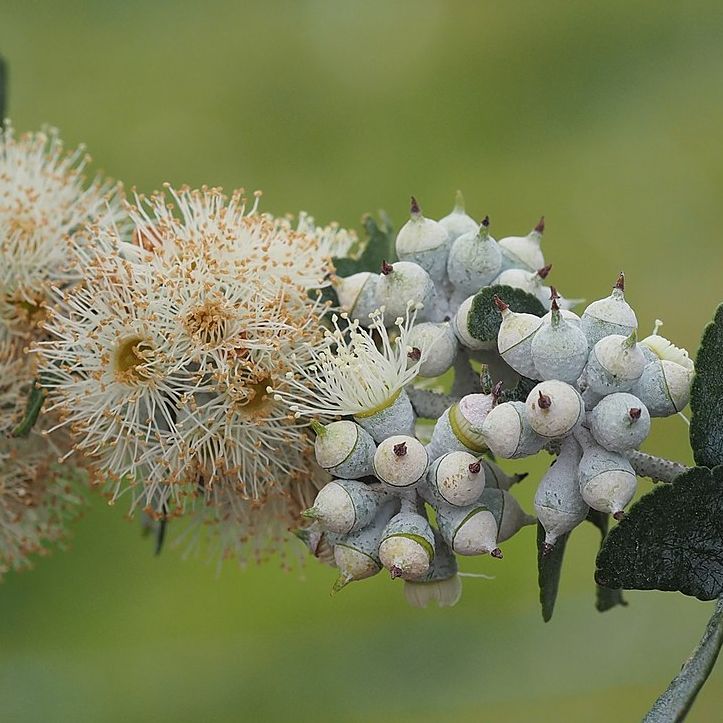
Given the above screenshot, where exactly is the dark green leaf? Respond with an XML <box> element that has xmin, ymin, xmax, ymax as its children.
<box><xmin>466</xmin><ymin>285</ymin><xmax>546</xmax><ymax>344</ymax></box>
<box><xmin>643</xmin><ymin>597</ymin><xmax>723</xmax><ymax>723</ymax></box>
<box><xmin>690</xmin><ymin>303</ymin><xmax>723</xmax><ymax>468</ymax></box>
<box><xmin>537</xmin><ymin>522</ymin><xmax>569</xmax><ymax>622</ymax></box>
<box><xmin>332</xmin><ymin>212</ymin><xmax>395</xmax><ymax>278</ymax></box>
<box><xmin>12</xmin><ymin>382</ymin><xmax>46</xmax><ymax>438</ymax></box>
<box><xmin>480</xmin><ymin>365</ymin><xmax>537</xmax><ymax>403</ymax></box>
<box><xmin>596</xmin><ymin>466</ymin><xmax>723</xmax><ymax>601</ymax></box>
<box><xmin>586</xmin><ymin>510</ymin><xmax>628</xmax><ymax>612</ymax></box>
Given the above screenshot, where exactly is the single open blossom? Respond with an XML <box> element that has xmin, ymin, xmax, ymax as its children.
<box><xmin>640</xmin><ymin>319</ymin><xmax>695</xmax><ymax>371</ymax></box>
<box><xmin>0</xmin><ymin>123</ymin><xmax>124</xmax><ymax>338</ymax></box>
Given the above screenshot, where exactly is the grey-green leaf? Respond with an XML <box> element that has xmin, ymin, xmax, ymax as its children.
<box><xmin>586</xmin><ymin>509</ymin><xmax>628</xmax><ymax>612</ymax></box>
<box><xmin>595</xmin><ymin>466</ymin><xmax>723</xmax><ymax>601</ymax></box>
<box><xmin>466</xmin><ymin>285</ymin><xmax>546</xmax><ymax>344</ymax></box>
<box><xmin>332</xmin><ymin>212</ymin><xmax>395</xmax><ymax>278</ymax></box>
<box><xmin>690</xmin><ymin>303</ymin><xmax>723</xmax><ymax>468</ymax></box>
<box><xmin>537</xmin><ymin>522</ymin><xmax>569</xmax><ymax>622</ymax></box>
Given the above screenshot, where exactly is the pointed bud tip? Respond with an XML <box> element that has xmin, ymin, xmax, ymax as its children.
<box><xmin>407</xmin><ymin>347</ymin><xmax>422</xmax><ymax>362</ymax></box>
<box><xmin>332</xmin><ymin>575</ymin><xmax>352</xmax><ymax>593</ymax></box>
<box><xmin>537</xmin><ymin>264</ymin><xmax>552</xmax><ymax>280</ymax></box>
<box><xmin>310</xmin><ymin>419</ymin><xmax>326</xmax><ymax>437</ymax></box>
<box><xmin>534</xmin><ymin>216</ymin><xmax>545</xmax><ymax>234</ymax></box>
<box><xmin>613</xmin><ymin>511</ymin><xmax>625</xmax><ymax>521</ymax></box>
<box><xmin>537</xmin><ymin>391</ymin><xmax>552</xmax><ymax>410</ymax></box>
<box><xmin>453</xmin><ymin>190</ymin><xmax>465</xmax><ymax>211</ymax></box>
<box><xmin>468</xmin><ymin>461</ymin><xmax>481</xmax><ymax>475</ymax></box>
<box><xmin>410</xmin><ymin>196</ymin><xmax>421</xmax><ymax>215</ymax></box>
<box><xmin>381</xmin><ymin>259</ymin><xmax>394</xmax><ymax>275</ymax></box>
<box><xmin>629</xmin><ymin>408</ymin><xmax>642</xmax><ymax>421</ymax></box>
<box><xmin>301</xmin><ymin>507</ymin><xmax>318</xmax><ymax>520</ymax></box>
<box><xmin>549</xmin><ymin>286</ymin><xmax>560</xmax><ymax>300</ymax></box>
<box><xmin>491</xmin><ymin>381</ymin><xmax>504</xmax><ymax>404</ymax></box>
<box><xmin>390</xmin><ymin>565</ymin><xmax>404</xmax><ymax>579</ymax></box>
<box><xmin>490</xmin><ymin>548</ymin><xmax>504</xmax><ymax>559</ymax></box>
<box><xmin>615</xmin><ymin>272</ymin><xmax>625</xmax><ymax>291</ymax></box>
<box><xmin>393</xmin><ymin>441</ymin><xmax>408</xmax><ymax>457</ymax></box>
<box><xmin>481</xmin><ymin>215</ymin><xmax>490</xmax><ymax>228</ymax></box>
<box><xmin>492</xmin><ymin>295</ymin><xmax>509</xmax><ymax>313</ymax></box>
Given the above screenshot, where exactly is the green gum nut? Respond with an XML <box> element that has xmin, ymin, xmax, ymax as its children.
<box><xmin>373</xmin><ymin>435</ymin><xmax>429</xmax><ymax>490</ymax></box>
<box><xmin>334</xmin><ymin>272</ymin><xmax>380</xmax><ymax>325</ymax></box>
<box><xmin>403</xmin><ymin>530</ymin><xmax>462</xmax><ymax>608</ymax></box>
<box><xmin>530</xmin><ymin>302</ymin><xmax>588</xmax><ymax>384</ymax></box>
<box><xmin>304</xmin><ymin>478</ymin><xmax>384</xmax><ymax>534</ymax></box>
<box><xmin>495</xmin><ymin>296</ymin><xmax>543</xmax><ymax>379</ymax></box>
<box><xmin>395</xmin><ymin>197</ymin><xmax>452</xmax><ymax>284</ymax></box>
<box><xmin>375</xmin><ymin>260</ymin><xmax>434</xmax><ymax>322</ymax></box>
<box><xmin>426</xmin><ymin>393</ymin><xmax>492</xmax><ymax>460</ymax></box>
<box><xmin>630</xmin><ymin>359</ymin><xmax>693</xmax><ymax>417</ymax></box>
<box><xmin>407</xmin><ymin>321</ymin><xmax>458</xmax><ymax>378</ymax></box>
<box><xmin>312</xmin><ymin>420</ymin><xmax>376</xmax><ymax>478</ymax></box>
<box><xmin>436</xmin><ymin>501</ymin><xmax>501</xmax><ymax>557</ymax></box>
<box><xmin>497</xmin><ymin>217</ymin><xmax>546</xmax><ymax>272</ymax></box>
<box><xmin>479</xmin><ymin>487</ymin><xmax>536</xmax><ymax>542</ymax></box>
<box><xmin>525</xmin><ymin>380</ymin><xmax>584</xmax><ymax>439</ymax></box>
<box><xmin>534</xmin><ymin>437</ymin><xmax>588</xmax><ymax>549</ymax></box>
<box><xmin>332</xmin><ymin>501</ymin><xmax>398</xmax><ymax>592</ymax></box>
<box><xmin>453</xmin><ymin>295</ymin><xmax>495</xmax><ymax>351</ymax></box>
<box><xmin>425</xmin><ymin>450</ymin><xmax>485</xmax><ymax>507</ymax></box>
<box><xmin>438</xmin><ymin>191</ymin><xmax>479</xmax><ymax>243</ymax></box>
<box><xmin>354</xmin><ymin>388</ymin><xmax>415</xmax><ymax>443</ymax></box>
<box><xmin>581</xmin><ymin>273</ymin><xmax>637</xmax><ymax>349</ymax></box>
<box><xmin>481</xmin><ymin>459</ymin><xmax>528</xmax><ymax>490</ymax></box>
<box><xmin>586</xmin><ymin>331</ymin><xmax>646</xmax><ymax>395</ymax></box>
<box><xmin>447</xmin><ymin>216</ymin><xmax>503</xmax><ymax>300</ymax></box>
<box><xmin>481</xmin><ymin>400</ymin><xmax>546</xmax><ymax>459</ymax></box>
<box><xmin>589</xmin><ymin>393</ymin><xmax>650</xmax><ymax>452</ymax></box>
<box><xmin>378</xmin><ymin>510</ymin><xmax>435</xmax><ymax>580</ymax></box>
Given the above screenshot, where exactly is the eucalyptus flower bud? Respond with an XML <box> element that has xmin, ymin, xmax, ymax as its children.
<box><xmin>498</xmin><ymin>217</ymin><xmax>546</xmax><ymax>272</ymax></box>
<box><xmin>581</xmin><ymin>272</ymin><xmax>637</xmax><ymax>349</ymax></box>
<box><xmin>586</xmin><ymin>331</ymin><xmax>646</xmax><ymax>395</ymax></box>
<box><xmin>403</xmin><ymin>531</ymin><xmax>462</xmax><ymax>608</ymax></box>
<box><xmin>435</xmin><ymin>501</ymin><xmax>502</xmax><ymax>557</ymax></box>
<box><xmin>334</xmin><ymin>271</ymin><xmax>379</xmax><ymax>324</ymax></box>
<box><xmin>395</xmin><ymin>197</ymin><xmax>451</xmax><ymax>283</ymax></box>
<box><xmin>481</xmin><ymin>400</ymin><xmax>546</xmax><ymax>458</ymax></box>
<box><xmin>480</xmin><ymin>487</ymin><xmax>536</xmax><ymax>542</ymax></box>
<box><xmin>407</xmin><ymin>322</ymin><xmax>458</xmax><ymax>377</ymax></box>
<box><xmin>355</xmin><ymin>388</ymin><xmax>416</xmax><ymax>443</ymax></box>
<box><xmin>494</xmin><ymin>295</ymin><xmax>542</xmax><ymax>379</ymax></box>
<box><xmin>534</xmin><ymin>437</ymin><xmax>588</xmax><ymax>550</ymax></box>
<box><xmin>379</xmin><ymin>510</ymin><xmax>436</xmax><ymax>580</ymax></box>
<box><xmin>453</xmin><ymin>294</ymin><xmax>493</xmax><ymax>351</ymax></box>
<box><xmin>447</xmin><ymin>216</ymin><xmax>503</xmax><ymax>299</ymax></box>
<box><xmin>630</xmin><ymin>359</ymin><xmax>693</xmax><ymax>417</ymax></box>
<box><xmin>438</xmin><ymin>190</ymin><xmax>479</xmax><ymax>242</ymax></box>
<box><xmin>589</xmin><ymin>393</ymin><xmax>651</xmax><ymax>452</ymax></box>
<box><xmin>427</xmin><ymin>392</ymin><xmax>495</xmax><ymax>460</ymax></box>
<box><xmin>495</xmin><ymin>263</ymin><xmax>552</xmax><ymax>296</ymax></box>
<box><xmin>373</xmin><ymin>435</ymin><xmax>429</xmax><ymax>489</ymax></box>
<box><xmin>312</xmin><ymin>420</ymin><xmax>376</xmax><ymax>478</ymax></box>
<box><xmin>424</xmin><ymin>451</ymin><xmax>486</xmax><ymax>506</ymax></box>
<box><xmin>303</xmin><ymin>479</ymin><xmax>384</xmax><ymax>534</ymax></box>
<box><xmin>525</xmin><ymin>380</ymin><xmax>584</xmax><ymax>439</ymax></box>
<box><xmin>376</xmin><ymin>260</ymin><xmax>434</xmax><ymax>322</ymax></box>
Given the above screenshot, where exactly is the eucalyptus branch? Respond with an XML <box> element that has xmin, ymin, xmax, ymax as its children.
<box><xmin>627</xmin><ymin>451</ymin><xmax>690</xmax><ymax>485</ymax></box>
<box><xmin>644</xmin><ymin>596</ymin><xmax>723</xmax><ymax>723</ymax></box>
<box><xmin>451</xmin><ymin>351</ymin><xmax>479</xmax><ymax>398</ymax></box>
<box><xmin>407</xmin><ymin>386</ymin><xmax>458</xmax><ymax>419</ymax></box>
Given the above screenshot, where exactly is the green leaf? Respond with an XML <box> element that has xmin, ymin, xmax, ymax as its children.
<box><xmin>537</xmin><ymin>522</ymin><xmax>569</xmax><ymax>622</ymax></box>
<box><xmin>595</xmin><ymin>466</ymin><xmax>723</xmax><ymax>601</ymax></box>
<box><xmin>480</xmin><ymin>366</ymin><xmax>537</xmax><ymax>404</ymax></box>
<box><xmin>466</xmin><ymin>285</ymin><xmax>546</xmax><ymax>345</ymax></box>
<box><xmin>332</xmin><ymin>212</ymin><xmax>395</xmax><ymax>278</ymax></box>
<box><xmin>643</xmin><ymin>596</ymin><xmax>723</xmax><ymax>723</ymax></box>
<box><xmin>690</xmin><ymin>303</ymin><xmax>723</xmax><ymax>468</ymax></box>
<box><xmin>12</xmin><ymin>382</ymin><xmax>47</xmax><ymax>438</ymax></box>
<box><xmin>586</xmin><ymin>510</ymin><xmax>628</xmax><ymax>612</ymax></box>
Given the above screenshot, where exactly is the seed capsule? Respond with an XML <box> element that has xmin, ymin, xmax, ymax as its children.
<box><xmin>480</xmin><ymin>487</ymin><xmax>536</xmax><ymax>542</ymax></box>
<box><xmin>453</xmin><ymin>294</ymin><xmax>493</xmax><ymax>350</ymax></box>
<box><xmin>395</xmin><ymin>197</ymin><xmax>451</xmax><ymax>283</ymax></box>
<box><xmin>427</xmin><ymin>392</ymin><xmax>494</xmax><ymax>460</ymax></box>
<box><xmin>354</xmin><ymin>388</ymin><xmax>416</xmax><ymax>443</ymax></box>
<box><xmin>534</xmin><ymin>437</ymin><xmax>588</xmax><ymax>549</ymax></box>
<box><xmin>525</xmin><ymin>380</ymin><xmax>584</xmax><ymax>438</ymax></box>
<box><xmin>424</xmin><ymin>450</ymin><xmax>486</xmax><ymax>506</ymax></box>
<box><xmin>495</xmin><ymin>263</ymin><xmax>552</xmax><ymax>296</ymax></box>
<box><xmin>494</xmin><ymin>295</ymin><xmax>543</xmax><ymax>379</ymax></box>
<box><xmin>379</xmin><ymin>510</ymin><xmax>436</xmax><ymax>580</ymax></box>
<box><xmin>407</xmin><ymin>321</ymin><xmax>458</xmax><ymax>377</ymax></box>
<box><xmin>581</xmin><ymin>272</ymin><xmax>637</xmax><ymax>349</ymax></box>
<box><xmin>530</xmin><ymin>298</ymin><xmax>588</xmax><ymax>383</ymax></box>
<box><xmin>589</xmin><ymin>393</ymin><xmax>651</xmax><ymax>452</ymax></box>
<box><xmin>436</xmin><ymin>501</ymin><xmax>502</xmax><ymax>557</ymax></box>
<box><xmin>586</xmin><ymin>331</ymin><xmax>646</xmax><ymax>395</ymax></box>
<box><xmin>304</xmin><ymin>479</ymin><xmax>384</xmax><ymax>534</ymax></box>
<box><xmin>481</xmin><ymin>400</ymin><xmax>546</xmax><ymax>458</ymax></box>
<box><xmin>447</xmin><ymin>216</ymin><xmax>503</xmax><ymax>299</ymax></box>
<box><xmin>312</xmin><ymin>420</ymin><xmax>376</xmax><ymax>478</ymax></box>
<box><xmin>403</xmin><ymin>531</ymin><xmax>462</xmax><ymax>608</ymax></box>
<box><xmin>498</xmin><ymin>217</ymin><xmax>546</xmax><ymax>272</ymax></box>
<box><xmin>438</xmin><ymin>190</ymin><xmax>479</xmax><ymax>243</ymax></box>
<box><xmin>375</xmin><ymin>260</ymin><xmax>434</xmax><ymax>322</ymax></box>
<box><xmin>334</xmin><ymin>272</ymin><xmax>379</xmax><ymax>325</ymax></box>
<box><xmin>630</xmin><ymin>359</ymin><xmax>693</xmax><ymax>417</ymax></box>
<box><xmin>373</xmin><ymin>435</ymin><xmax>429</xmax><ymax>489</ymax></box>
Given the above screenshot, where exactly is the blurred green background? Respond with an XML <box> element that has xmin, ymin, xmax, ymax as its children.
<box><xmin>2</xmin><ymin>1</ymin><xmax>723</xmax><ymax>721</ymax></box>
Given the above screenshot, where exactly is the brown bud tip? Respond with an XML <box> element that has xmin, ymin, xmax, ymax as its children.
<box><xmin>481</xmin><ymin>215</ymin><xmax>490</xmax><ymax>227</ymax></box>
<box><xmin>551</xmin><ymin>298</ymin><xmax>560</xmax><ymax>312</ymax></box>
<box><xmin>534</xmin><ymin>216</ymin><xmax>545</xmax><ymax>234</ymax></box>
<box><xmin>615</xmin><ymin>272</ymin><xmax>625</xmax><ymax>291</ymax></box>
<box><xmin>407</xmin><ymin>347</ymin><xmax>422</xmax><ymax>362</ymax></box>
<box><xmin>490</xmin><ymin>548</ymin><xmax>504</xmax><ymax>559</ymax></box>
<box><xmin>613</xmin><ymin>511</ymin><xmax>625</xmax><ymax>521</ymax></box>
<box><xmin>390</xmin><ymin>565</ymin><xmax>403</xmax><ymax>579</ymax></box>
<box><xmin>493</xmin><ymin>294</ymin><xmax>509</xmax><ymax>313</ymax></box>
<box><xmin>381</xmin><ymin>259</ymin><xmax>394</xmax><ymax>275</ymax></box>
<box><xmin>468</xmin><ymin>461</ymin><xmax>481</xmax><ymax>475</ymax></box>
<box><xmin>537</xmin><ymin>391</ymin><xmax>552</xmax><ymax>410</ymax></box>
<box><xmin>410</xmin><ymin>196</ymin><xmax>421</xmax><ymax>215</ymax></box>
<box><xmin>629</xmin><ymin>408</ymin><xmax>642</xmax><ymax>421</ymax></box>
<box><xmin>491</xmin><ymin>380</ymin><xmax>504</xmax><ymax>403</ymax></box>
<box><xmin>393</xmin><ymin>441</ymin><xmax>408</xmax><ymax>457</ymax></box>
<box><xmin>541</xmin><ymin>542</ymin><xmax>554</xmax><ymax>557</ymax></box>
<box><xmin>537</xmin><ymin>264</ymin><xmax>553</xmax><ymax>280</ymax></box>
<box><xmin>549</xmin><ymin>286</ymin><xmax>560</xmax><ymax>300</ymax></box>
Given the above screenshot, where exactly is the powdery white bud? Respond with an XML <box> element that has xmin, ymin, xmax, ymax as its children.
<box><xmin>480</xmin><ymin>487</ymin><xmax>536</xmax><ymax>542</ymax></box>
<box><xmin>453</xmin><ymin>295</ymin><xmax>492</xmax><ymax>351</ymax></box>
<box><xmin>630</xmin><ymin>359</ymin><xmax>693</xmax><ymax>417</ymax></box>
<box><xmin>436</xmin><ymin>501</ymin><xmax>502</xmax><ymax>557</ymax></box>
<box><xmin>438</xmin><ymin>191</ymin><xmax>479</xmax><ymax>242</ymax></box>
<box><xmin>376</xmin><ymin>260</ymin><xmax>434</xmax><ymax>322</ymax></box>
<box><xmin>312</xmin><ymin>420</ymin><xmax>376</xmax><ymax>478</ymax></box>
<box><xmin>481</xmin><ymin>400</ymin><xmax>546</xmax><ymax>458</ymax></box>
<box><xmin>334</xmin><ymin>272</ymin><xmax>380</xmax><ymax>325</ymax></box>
<box><xmin>586</xmin><ymin>331</ymin><xmax>646</xmax><ymax>395</ymax></box>
<box><xmin>525</xmin><ymin>380</ymin><xmax>584</xmax><ymax>439</ymax></box>
<box><xmin>581</xmin><ymin>272</ymin><xmax>637</xmax><ymax>349</ymax></box>
<box><xmin>395</xmin><ymin>197</ymin><xmax>451</xmax><ymax>283</ymax></box>
<box><xmin>498</xmin><ymin>217</ymin><xmax>546</xmax><ymax>272</ymax></box>
<box><xmin>589</xmin><ymin>393</ymin><xmax>651</xmax><ymax>452</ymax></box>
<box><xmin>373</xmin><ymin>435</ymin><xmax>429</xmax><ymax>489</ymax></box>
<box><xmin>425</xmin><ymin>451</ymin><xmax>485</xmax><ymax>506</ymax></box>
<box><xmin>534</xmin><ymin>437</ymin><xmax>588</xmax><ymax>549</ymax></box>
<box><xmin>427</xmin><ymin>392</ymin><xmax>495</xmax><ymax>460</ymax></box>
<box><xmin>447</xmin><ymin>216</ymin><xmax>503</xmax><ymax>299</ymax></box>
<box><xmin>379</xmin><ymin>510</ymin><xmax>435</xmax><ymax>580</ymax></box>
<box><xmin>494</xmin><ymin>295</ymin><xmax>543</xmax><ymax>379</ymax></box>
<box><xmin>576</xmin><ymin>427</ymin><xmax>637</xmax><ymax>517</ymax></box>
<box><xmin>407</xmin><ymin>322</ymin><xmax>458</xmax><ymax>377</ymax></box>
<box><xmin>481</xmin><ymin>459</ymin><xmax>528</xmax><ymax>490</ymax></box>
<box><xmin>403</xmin><ymin>531</ymin><xmax>461</xmax><ymax>608</ymax></box>
<box><xmin>530</xmin><ymin>297</ymin><xmax>588</xmax><ymax>383</ymax></box>
<box><xmin>304</xmin><ymin>479</ymin><xmax>383</xmax><ymax>534</ymax></box>
<box><xmin>495</xmin><ymin>263</ymin><xmax>552</xmax><ymax>296</ymax></box>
